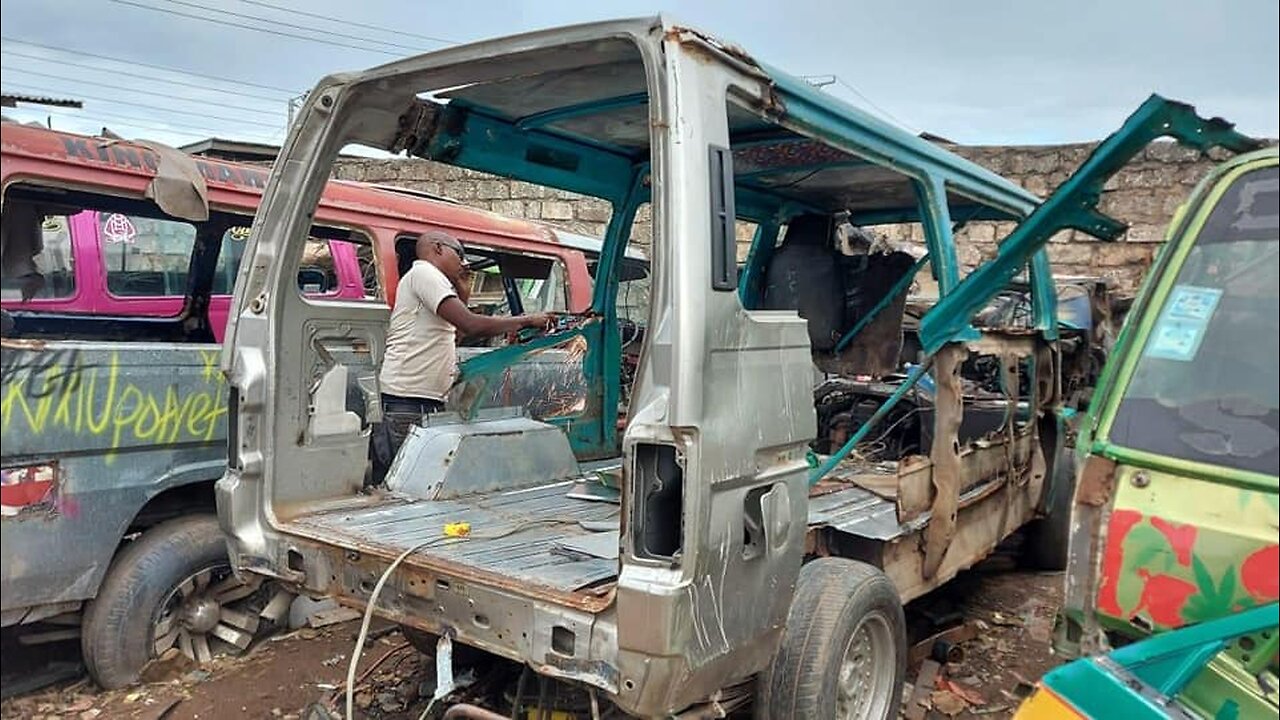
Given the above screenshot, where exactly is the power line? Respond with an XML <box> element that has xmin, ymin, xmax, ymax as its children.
<box><xmin>106</xmin><ymin>0</ymin><xmax>408</xmax><ymax>57</ymax></box>
<box><xmin>6</xmin><ymin>105</ymin><xmax>267</xmax><ymax>140</ymax></box>
<box><xmin>162</xmin><ymin>0</ymin><xmax>433</xmax><ymax>53</ymax></box>
<box><xmin>2</xmin><ymin>49</ymin><xmax>289</xmax><ymax>103</ymax></box>
<box><xmin>4</xmin><ymin>81</ymin><xmax>286</xmax><ymax>130</ymax></box>
<box><xmin>240</xmin><ymin>0</ymin><xmax>459</xmax><ymax>46</ymax></box>
<box><xmin>832</xmin><ymin>76</ymin><xmax>915</xmax><ymax>132</ymax></box>
<box><xmin>0</xmin><ymin>36</ymin><xmax>301</xmax><ymax>94</ymax></box>
<box><xmin>2</xmin><ymin>66</ymin><xmax>284</xmax><ymax>116</ymax></box>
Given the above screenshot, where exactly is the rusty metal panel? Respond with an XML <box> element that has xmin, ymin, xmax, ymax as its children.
<box><xmin>921</xmin><ymin>344</ymin><xmax>967</xmax><ymax>579</ymax></box>
<box><xmin>806</xmin><ymin>483</ymin><xmax>905</xmax><ymax>541</ymax></box>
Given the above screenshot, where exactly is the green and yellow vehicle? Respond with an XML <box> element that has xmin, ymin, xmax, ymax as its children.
<box><xmin>1043</xmin><ymin>144</ymin><xmax>1279</xmax><ymax>718</ymax></box>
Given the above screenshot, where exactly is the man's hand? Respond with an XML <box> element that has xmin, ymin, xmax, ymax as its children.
<box><xmin>445</xmin><ymin>267</ymin><xmax>472</xmax><ymax>304</ymax></box>
<box><xmin>520</xmin><ymin>312</ymin><xmax>555</xmax><ymax>331</ymax></box>
<box><xmin>437</xmin><ymin>298</ymin><xmax>553</xmax><ymax>339</ymax></box>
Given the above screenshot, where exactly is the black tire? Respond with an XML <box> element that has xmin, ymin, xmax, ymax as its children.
<box><xmin>1023</xmin><ymin>448</ymin><xmax>1076</xmax><ymax>571</ymax></box>
<box><xmin>756</xmin><ymin>558</ymin><xmax>907</xmax><ymax>720</ymax></box>
<box><xmin>81</xmin><ymin>515</ymin><xmax>231</xmax><ymax>689</ymax></box>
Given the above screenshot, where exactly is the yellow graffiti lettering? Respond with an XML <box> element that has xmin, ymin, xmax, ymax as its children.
<box><xmin>200</xmin><ymin>349</ymin><xmax>222</xmax><ymax>385</ymax></box>
<box><xmin>185</xmin><ymin>394</ymin><xmax>214</xmax><ymax>439</ymax></box>
<box><xmin>1</xmin><ymin>378</ymin><xmax>56</xmax><ymax>435</ymax></box>
<box><xmin>53</xmin><ymin>369</ymin><xmax>79</xmax><ymax>427</ymax></box>
<box><xmin>2</xmin><ymin>350</ymin><xmax>230</xmax><ymax>464</ymax></box>
<box><xmin>2</xmin><ymin>378</ymin><xmax>33</xmax><ymax>431</ymax></box>
<box><xmin>171</xmin><ymin>392</ymin><xmax>199</xmax><ymax>444</ymax></box>
<box><xmin>82</xmin><ymin>357</ymin><xmax>119</xmax><ymax>436</ymax></box>
<box><xmin>112</xmin><ymin>385</ymin><xmax>146</xmax><ymax>452</ymax></box>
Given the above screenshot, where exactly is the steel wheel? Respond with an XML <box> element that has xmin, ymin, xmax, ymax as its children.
<box><xmin>834</xmin><ymin>610</ymin><xmax>897</xmax><ymax>720</ymax></box>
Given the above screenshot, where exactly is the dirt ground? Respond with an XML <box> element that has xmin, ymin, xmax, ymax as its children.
<box><xmin>1</xmin><ymin>551</ymin><xmax>1065</xmax><ymax>720</ymax></box>
<box><xmin>901</xmin><ymin>556</ymin><xmax>1065</xmax><ymax>719</ymax></box>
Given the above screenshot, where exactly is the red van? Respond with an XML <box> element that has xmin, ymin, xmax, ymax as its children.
<box><xmin>0</xmin><ymin>122</ymin><xmax>612</xmax><ymax>689</ymax></box>
<box><xmin>1</xmin><ymin>122</ymin><xmax>599</xmax><ymax>335</ymax></box>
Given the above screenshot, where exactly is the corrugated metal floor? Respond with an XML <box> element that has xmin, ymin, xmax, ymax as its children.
<box><xmin>807</xmin><ymin>482</ymin><xmax>905</xmax><ymax>541</ymax></box>
<box><xmin>290</xmin><ymin>481</ymin><xmax>621</xmax><ymax>593</ymax></box>
<box><xmin>289</xmin><ymin>462</ymin><xmax>917</xmax><ymax>594</ymax></box>
<box><xmin>806</xmin><ymin>456</ymin><xmax>909</xmax><ymax>542</ymax></box>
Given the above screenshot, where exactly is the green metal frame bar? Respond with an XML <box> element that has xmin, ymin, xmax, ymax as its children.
<box><xmin>762</xmin><ymin>64</ymin><xmax>1042</xmax><ymax>218</ymax></box>
<box><xmin>1041</xmin><ymin>603</ymin><xmax>1279</xmax><ymax>718</ymax></box>
<box><xmin>1029</xmin><ymin>249</ymin><xmax>1059</xmax><ymax>339</ymax></box>
<box><xmin>737</xmin><ymin>221</ymin><xmax>781</xmax><ymax>307</ymax></box>
<box><xmin>1091</xmin><ymin>440</ymin><xmax>1279</xmax><ymax>492</ymax></box>
<box><xmin>918</xmin><ymin>94</ymin><xmax>1261</xmax><ymax>355</ymax></box>
<box><xmin>809</xmin><ymin>357</ymin><xmax>934</xmax><ymax>485</ymax></box>
<box><xmin>419</xmin><ymin>102</ymin><xmax>635</xmax><ymax>203</ymax></box>
<box><xmin>514</xmin><ymin>92</ymin><xmax>649</xmax><ymax>130</ymax></box>
<box><xmin>833</xmin><ymin>253</ymin><xmax>929</xmax><ymax>352</ymax></box>
<box><xmin>914</xmin><ymin>175</ymin><xmax>961</xmax><ymax>297</ymax></box>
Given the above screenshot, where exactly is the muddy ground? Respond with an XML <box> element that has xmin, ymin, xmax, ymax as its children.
<box><xmin>1</xmin><ymin>549</ymin><xmax>1064</xmax><ymax>720</ymax></box>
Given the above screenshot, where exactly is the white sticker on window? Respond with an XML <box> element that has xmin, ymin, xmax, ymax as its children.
<box><xmin>1145</xmin><ymin>285</ymin><xmax>1223</xmax><ymax>361</ymax></box>
<box><xmin>102</xmin><ymin>213</ymin><xmax>137</xmax><ymax>244</ymax></box>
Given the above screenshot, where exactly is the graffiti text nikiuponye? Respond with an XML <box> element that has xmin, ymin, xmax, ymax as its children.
<box><xmin>2</xmin><ymin>349</ymin><xmax>226</xmax><ymax>462</ymax></box>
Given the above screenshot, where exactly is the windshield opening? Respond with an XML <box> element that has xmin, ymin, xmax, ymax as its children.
<box><xmin>1109</xmin><ymin>165</ymin><xmax>1279</xmax><ymax>477</ymax></box>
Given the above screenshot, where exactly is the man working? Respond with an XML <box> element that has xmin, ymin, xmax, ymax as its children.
<box><xmin>373</xmin><ymin>229</ymin><xmax>551</xmax><ymax>480</ymax></box>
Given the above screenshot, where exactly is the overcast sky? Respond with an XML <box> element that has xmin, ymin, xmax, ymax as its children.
<box><xmin>2</xmin><ymin>0</ymin><xmax>1277</xmax><ymax>151</ymax></box>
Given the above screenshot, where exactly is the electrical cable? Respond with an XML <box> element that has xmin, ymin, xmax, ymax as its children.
<box><xmin>345</xmin><ymin>518</ymin><xmax>577</xmax><ymax>720</ymax></box>
<box><xmin>240</xmin><ymin>0</ymin><xmax>459</xmax><ymax>46</ymax></box>
<box><xmin>1</xmin><ymin>50</ymin><xmax>290</xmax><ymax>102</ymax></box>
<box><xmin>2</xmin><ymin>66</ymin><xmax>284</xmax><ymax>116</ymax></box>
<box><xmin>2</xmin><ymin>81</ymin><xmax>284</xmax><ymax>129</ymax></box>
<box><xmin>161</xmin><ymin>0</ymin><xmax>429</xmax><ymax>53</ymax></box>
<box><xmin>3</xmin><ymin>97</ymin><xmax>274</xmax><ymax>140</ymax></box>
<box><xmin>106</xmin><ymin>0</ymin><xmax>408</xmax><ymax>57</ymax></box>
<box><xmin>0</xmin><ymin>36</ymin><xmax>302</xmax><ymax>94</ymax></box>
<box><xmin>832</xmin><ymin>76</ymin><xmax>915</xmax><ymax>132</ymax></box>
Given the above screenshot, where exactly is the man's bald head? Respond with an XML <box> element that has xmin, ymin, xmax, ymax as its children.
<box><xmin>417</xmin><ymin>230</ymin><xmax>464</xmax><ymax>260</ymax></box>
<box><xmin>416</xmin><ymin>229</ymin><xmax>467</xmax><ymax>280</ymax></box>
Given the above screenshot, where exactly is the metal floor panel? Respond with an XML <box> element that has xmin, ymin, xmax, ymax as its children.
<box><xmin>806</xmin><ymin>483</ymin><xmax>906</xmax><ymax>541</ymax></box>
<box><xmin>289</xmin><ymin>481</ymin><xmax>621</xmax><ymax>593</ymax></box>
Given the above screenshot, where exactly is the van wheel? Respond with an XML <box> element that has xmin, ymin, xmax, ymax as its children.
<box><xmin>1023</xmin><ymin>448</ymin><xmax>1076</xmax><ymax>571</ymax></box>
<box><xmin>82</xmin><ymin>515</ymin><xmax>268</xmax><ymax>689</ymax></box>
<box><xmin>757</xmin><ymin>558</ymin><xmax>906</xmax><ymax>720</ymax></box>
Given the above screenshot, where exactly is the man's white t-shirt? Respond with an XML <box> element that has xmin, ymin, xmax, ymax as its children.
<box><xmin>379</xmin><ymin>260</ymin><xmax>458</xmax><ymax>401</ymax></box>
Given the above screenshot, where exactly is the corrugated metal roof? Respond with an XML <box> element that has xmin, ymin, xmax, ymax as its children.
<box><xmin>0</xmin><ymin>93</ymin><xmax>83</xmax><ymax>109</ymax></box>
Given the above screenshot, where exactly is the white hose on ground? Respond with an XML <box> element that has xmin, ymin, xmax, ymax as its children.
<box><xmin>345</xmin><ymin>518</ymin><xmax>574</xmax><ymax>720</ymax></box>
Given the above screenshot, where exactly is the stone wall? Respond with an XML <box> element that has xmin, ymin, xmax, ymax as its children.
<box><xmin>944</xmin><ymin>141</ymin><xmax>1226</xmax><ymax>290</ymax></box>
<box><xmin>332</xmin><ymin>140</ymin><xmax>1253</xmax><ymax>293</ymax></box>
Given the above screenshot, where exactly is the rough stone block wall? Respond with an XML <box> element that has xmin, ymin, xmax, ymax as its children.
<box><xmin>942</xmin><ymin>141</ymin><xmax>1231</xmax><ymax>291</ymax></box>
<box><xmin>332</xmin><ymin>139</ymin><xmax>1270</xmax><ymax>293</ymax></box>
<box><xmin>331</xmin><ymin>159</ymin><xmax>632</xmax><ymax>244</ymax></box>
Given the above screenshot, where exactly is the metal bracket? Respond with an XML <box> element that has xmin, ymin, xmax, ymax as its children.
<box><xmin>389</xmin><ymin>99</ymin><xmax>442</xmax><ymax>156</ymax></box>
